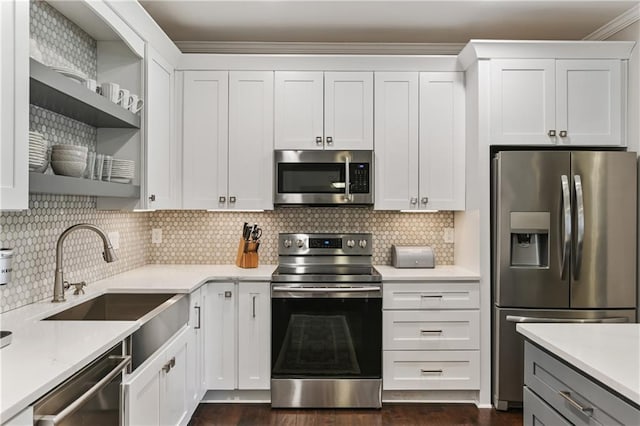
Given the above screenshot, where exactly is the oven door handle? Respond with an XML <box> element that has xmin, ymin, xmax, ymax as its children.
<box><xmin>272</xmin><ymin>286</ymin><xmax>381</xmax><ymax>293</ymax></box>
<box><xmin>34</xmin><ymin>355</ymin><xmax>131</xmax><ymax>426</ymax></box>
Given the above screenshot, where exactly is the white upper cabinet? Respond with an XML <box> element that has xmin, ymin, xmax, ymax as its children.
<box><xmin>374</xmin><ymin>72</ymin><xmax>419</xmax><ymax>210</ymax></box>
<box><xmin>182</xmin><ymin>71</ymin><xmax>229</xmax><ymax>209</ymax></box>
<box><xmin>0</xmin><ymin>0</ymin><xmax>28</xmax><ymax>210</ymax></box>
<box><xmin>419</xmin><ymin>72</ymin><xmax>466</xmax><ymax>211</ymax></box>
<box><xmin>374</xmin><ymin>71</ymin><xmax>465</xmax><ymax>211</ymax></box>
<box><xmin>228</xmin><ymin>71</ymin><xmax>274</xmax><ymax>210</ymax></box>
<box><xmin>274</xmin><ymin>72</ymin><xmax>324</xmax><ymax>150</ymax></box>
<box><xmin>146</xmin><ymin>46</ymin><xmax>180</xmax><ymax>209</ymax></box>
<box><xmin>555</xmin><ymin>60</ymin><xmax>622</xmax><ymax>146</ymax></box>
<box><xmin>324</xmin><ymin>72</ymin><xmax>374</xmax><ymax>150</ymax></box>
<box><xmin>274</xmin><ymin>71</ymin><xmax>373</xmax><ymax>150</ymax></box>
<box><xmin>490</xmin><ymin>59</ymin><xmax>624</xmax><ymax>146</ymax></box>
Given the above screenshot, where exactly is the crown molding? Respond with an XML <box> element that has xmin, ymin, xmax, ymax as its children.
<box><xmin>583</xmin><ymin>4</ymin><xmax>640</xmax><ymax>41</ymax></box>
<box><xmin>175</xmin><ymin>41</ymin><xmax>466</xmax><ymax>55</ymax></box>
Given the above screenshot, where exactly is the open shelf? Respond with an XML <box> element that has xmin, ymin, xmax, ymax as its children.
<box><xmin>29</xmin><ymin>173</ymin><xmax>140</xmax><ymax>198</ymax></box>
<box><xmin>29</xmin><ymin>59</ymin><xmax>141</xmax><ymax>129</ymax></box>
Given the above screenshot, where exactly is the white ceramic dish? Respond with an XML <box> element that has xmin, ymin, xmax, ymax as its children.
<box><xmin>51</xmin><ymin>160</ymin><xmax>86</xmax><ymax>177</ymax></box>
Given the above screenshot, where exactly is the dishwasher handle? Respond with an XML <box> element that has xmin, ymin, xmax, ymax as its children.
<box><xmin>506</xmin><ymin>315</ymin><xmax>628</xmax><ymax>324</ymax></box>
<box><xmin>35</xmin><ymin>355</ymin><xmax>131</xmax><ymax>426</ymax></box>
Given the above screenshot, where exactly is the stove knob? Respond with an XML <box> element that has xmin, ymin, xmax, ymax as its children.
<box><xmin>283</xmin><ymin>239</ymin><xmax>292</xmax><ymax>248</ymax></box>
<box><xmin>359</xmin><ymin>239</ymin><xmax>368</xmax><ymax>249</ymax></box>
<box><xmin>347</xmin><ymin>239</ymin><xmax>355</xmax><ymax>248</ymax></box>
<box><xmin>296</xmin><ymin>239</ymin><xmax>305</xmax><ymax>248</ymax></box>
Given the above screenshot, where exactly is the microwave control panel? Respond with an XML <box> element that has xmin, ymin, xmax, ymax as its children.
<box><xmin>350</xmin><ymin>163</ymin><xmax>370</xmax><ymax>193</ymax></box>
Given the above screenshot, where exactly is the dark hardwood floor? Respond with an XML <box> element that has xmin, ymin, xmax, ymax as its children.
<box><xmin>188</xmin><ymin>403</ymin><xmax>523</xmax><ymax>426</ymax></box>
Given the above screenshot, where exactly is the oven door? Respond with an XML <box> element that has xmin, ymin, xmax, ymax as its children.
<box><xmin>274</xmin><ymin>150</ymin><xmax>373</xmax><ymax>205</ymax></box>
<box><xmin>271</xmin><ymin>284</ymin><xmax>382</xmax><ymax>408</ymax></box>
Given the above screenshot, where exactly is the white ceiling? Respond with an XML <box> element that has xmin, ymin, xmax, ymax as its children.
<box><xmin>139</xmin><ymin>0</ymin><xmax>638</xmax><ymax>51</ymax></box>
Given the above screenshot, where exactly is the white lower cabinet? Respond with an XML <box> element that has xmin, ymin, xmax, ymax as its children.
<box><xmin>122</xmin><ymin>327</ymin><xmax>190</xmax><ymax>426</ymax></box>
<box><xmin>205</xmin><ymin>281</ymin><xmax>271</xmax><ymax>391</ymax></box>
<box><xmin>382</xmin><ymin>281</ymin><xmax>480</xmax><ymax>392</ymax></box>
<box><xmin>238</xmin><ymin>282</ymin><xmax>271</xmax><ymax>389</ymax></box>
<box><xmin>187</xmin><ymin>287</ymin><xmax>206</xmax><ymax>414</ymax></box>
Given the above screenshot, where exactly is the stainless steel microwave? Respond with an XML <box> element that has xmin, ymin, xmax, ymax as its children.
<box><xmin>274</xmin><ymin>150</ymin><xmax>374</xmax><ymax>205</ymax></box>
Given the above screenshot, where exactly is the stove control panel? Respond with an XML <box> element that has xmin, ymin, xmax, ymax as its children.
<box><xmin>278</xmin><ymin>233</ymin><xmax>373</xmax><ymax>255</ymax></box>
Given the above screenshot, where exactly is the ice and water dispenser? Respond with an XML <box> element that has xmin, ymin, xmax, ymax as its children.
<box><xmin>509</xmin><ymin>212</ymin><xmax>549</xmax><ymax>268</ymax></box>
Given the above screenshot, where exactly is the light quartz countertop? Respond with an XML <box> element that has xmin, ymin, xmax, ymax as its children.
<box><xmin>375</xmin><ymin>265</ymin><xmax>480</xmax><ymax>281</ymax></box>
<box><xmin>517</xmin><ymin>323</ymin><xmax>640</xmax><ymax>406</ymax></box>
<box><xmin>0</xmin><ymin>262</ymin><xmax>477</xmax><ymax>421</ymax></box>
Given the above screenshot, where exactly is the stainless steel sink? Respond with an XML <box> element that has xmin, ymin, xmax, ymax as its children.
<box><xmin>44</xmin><ymin>293</ymin><xmax>177</xmax><ymax>321</ymax></box>
<box><xmin>43</xmin><ymin>292</ymin><xmax>189</xmax><ymax>371</ymax></box>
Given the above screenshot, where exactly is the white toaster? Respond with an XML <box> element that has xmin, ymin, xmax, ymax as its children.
<box><xmin>391</xmin><ymin>245</ymin><xmax>435</xmax><ymax>268</ymax></box>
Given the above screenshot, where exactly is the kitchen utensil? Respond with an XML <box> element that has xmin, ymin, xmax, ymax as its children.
<box><xmin>242</xmin><ymin>223</ymin><xmax>251</xmax><ymax>241</ymax></box>
<box><xmin>251</xmin><ymin>227</ymin><xmax>262</xmax><ymax>241</ymax></box>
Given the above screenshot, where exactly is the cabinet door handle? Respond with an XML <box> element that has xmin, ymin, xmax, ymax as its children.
<box><xmin>421</xmin><ymin>197</ymin><xmax>429</xmax><ymax>205</ymax></box>
<box><xmin>169</xmin><ymin>357</ymin><xmax>176</xmax><ymax>368</ymax></box>
<box><xmin>148</xmin><ymin>194</ymin><xmax>156</xmax><ymax>202</ymax></box>
<box><xmin>420</xmin><ymin>369</ymin><xmax>443</xmax><ymax>374</ymax></box>
<box><xmin>252</xmin><ymin>295</ymin><xmax>256</xmax><ymax>318</ymax></box>
<box><xmin>548</xmin><ymin>130</ymin><xmax>557</xmax><ymax>137</ymax></box>
<box><xmin>410</xmin><ymin>197</ymin><xmax>418</xmax><ymax>205</ymax></box>
<box><xmin>316</xmin><ymin>136</ymin><xmax>323</xmax><ymax>145</ymax></box>
<box><xmin>420</xmin><ymin>329</ymin><xmax>443</xmax><ymax>334</ymax></box>
<box><xmin>194</xmin><ymin>306</ymin><xmax>201</xmax><ymax>329</ymax></box>
<box><xmin>162</xmin><ymin>362</ymin><xmax>171</xmax><ymax>373</ymax></box>
<box><xmin>326</xmin><ymin>136</ymin><xmax>333</xmax><ymax>145</ymax></box>
<box><xmin>559</xmin><ymin>130</ymin><xmax>568</xmax><ymax>138</ymax></box>
<box><xmin>421</xmin><ymin>294</ymin><xmax>443</xmax><ymax>298</ymax></box>
<box><xmin>224</xmin><ymin>291</ymin><xmax>232</xmax><ymax>298</ymax></box>
<box><xmin>558</xmin><ymin>391</ymin><xmax>593</xmax><ymax>416</ymax></box>
<box><xmin>229</xmin><ymin>196</ymin><xmax>236</xmax><ymax>203</ymax></box>
<box><xmin>219</xmin><ymin>196</ymin><xmax>226</xmax><ymax>203</ymax></box>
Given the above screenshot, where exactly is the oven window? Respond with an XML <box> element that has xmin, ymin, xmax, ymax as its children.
<box><xmin>278</xmin><ymin>163</ymin><xmax>345</xmax><ymax>193</ymax></box>
<box><xmin>271</xmin><ymin>297</ymin><xmax>381</xmax><ymax>378</ymax></box>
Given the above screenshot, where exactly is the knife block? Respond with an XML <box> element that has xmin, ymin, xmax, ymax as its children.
<box><xmin>235</xmin><ymin>238</ymin><xmax>259</xmax><ymax>268</ymax></box>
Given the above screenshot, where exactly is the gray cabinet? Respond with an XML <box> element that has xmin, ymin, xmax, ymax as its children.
<box><xmin>523</xmin><ymin>341</ymin><xmax>640</xmax><ymax>426</ymax></box>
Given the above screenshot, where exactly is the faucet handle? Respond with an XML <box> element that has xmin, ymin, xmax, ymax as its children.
<box><xmin>67</xmin><ymin>281</ymin><xmax>87</xmax><ymax>295</ymax></box>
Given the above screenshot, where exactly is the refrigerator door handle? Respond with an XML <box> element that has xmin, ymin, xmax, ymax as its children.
<box><xmin>573</xmin><ymin>175</ymin><xmax>585</xmax><ymax>280</ymax></box>
<box><xmin>560</xmin><ymin>175</ymin><xmax>572</xmax><ymax>279</ymax></box>
<box><xmin>506</xmin><ymin>315</ymin><xmax>629</xmax><ymax>324</ymax></box>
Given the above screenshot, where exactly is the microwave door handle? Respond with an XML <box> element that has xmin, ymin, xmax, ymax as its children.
<box><xmin>560</xmin><ymin>175</ymin><xmax>572</xmax><ymax>279</ymax></box>
<box><xmin>573</xmin><ymin>175</ymin><xmax>584</xmax><ymax>280</ymax></box>
<box><xmin>344</xmin><ymin>156</ymin><xmax>351</xmax><ymax>202</ymax></box>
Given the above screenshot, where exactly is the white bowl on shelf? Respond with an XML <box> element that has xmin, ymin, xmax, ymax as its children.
<box><xmin>51</xmin><ymin>151</ymin><xmax>87</xmax><ymax>162</ymax></box>
<box><xmin>51</xmin><ymin>160</ymin><xmax>86</xmax><ymax>177</ymax></box>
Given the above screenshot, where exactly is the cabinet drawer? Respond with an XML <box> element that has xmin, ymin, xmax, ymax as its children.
<box><xmin>383</xmin><ymin>310</ymin><xmax>479</xmax><ymax>350</ymax></box>
<box><xmin>525</xmin><ymin>342</ymin><xmax>639</xmax><ymax>425</ymax></box>
<box><xmin>383</xmin><ymin>350</ymin><xmax>479</xmax><ymax>390</ymax></box>
<box><xmin>383</xmin><ymin>282</ymin><xmax>479</xmax><ymax>310</ymax></box>
<box><xmin>524</xmin><ymin>386</ymin><xmax>572</xmax><ymax>426</ymax></box>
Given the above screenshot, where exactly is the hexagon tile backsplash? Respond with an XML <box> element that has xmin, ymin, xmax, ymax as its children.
<box><xmin>148</xmin><ymin>209</ymin><xmax>454</xmax><ymax>265</ymax></box>
<box><xmin>0</xmin><ymin>195</ymin><xmax>150</xmax><ymax>313</ymax></box>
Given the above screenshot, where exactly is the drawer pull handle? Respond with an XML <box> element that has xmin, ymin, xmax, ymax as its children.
<box><xmin>420</xmin><ymin>369</ymin><xmax>443</xmax><ymax>374</ymax></box>
<box><xmin>558</xmin><ymin>391</ymin><xmax>594</xmax><ymax>416</ymax></box>
<box><xmin>421</xmin><ymin>295</ymin><xmax>443</xmax><ymax>298</ymax></box>
<box><xmin>420</xmin><ymin>329</ymin><xmax>443</xmax><ymax>334</ymax></box>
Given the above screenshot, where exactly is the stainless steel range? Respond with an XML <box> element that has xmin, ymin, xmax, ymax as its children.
<box><xmin>271</xmin><ymin>233</ymin><xmax>382</xmax><ymax>408</ymax></box>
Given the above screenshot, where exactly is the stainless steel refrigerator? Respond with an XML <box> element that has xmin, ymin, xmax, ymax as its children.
<box><xmin>491</xmin><ymin>150</ymin><xmax>637</xmax><ymax>411</ymax></box>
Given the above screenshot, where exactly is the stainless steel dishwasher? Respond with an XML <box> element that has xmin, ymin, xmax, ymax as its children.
<box><xmin>33</xmin><ymin>343</ymin><xmax>130</xmax><ymax>426</ymax></box>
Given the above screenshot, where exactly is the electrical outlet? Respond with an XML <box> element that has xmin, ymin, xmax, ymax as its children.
<box><xmin>151</xmin><ymin>228</ymin><xmax>163</xmax><ymax>244</ymax></box>
<box><xmin>443</xmin><ymin>228</ymin><xmax>455</xmax><ymax>243</ymax></box>
<box><xmin>108</xmin><ymin>231</ymin><xmax>120</xmax><ymax>250</ymax></box>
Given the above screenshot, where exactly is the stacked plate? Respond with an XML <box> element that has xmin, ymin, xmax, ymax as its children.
<box><xmin>50</xmin><ymin>65</ymin><xmax>87</xmax><ymax>84</ymax></box>
<box><xmin>109</xmin><ymin>158</ymin><xmax>135</xmax><ymax>184</ymax></box>
<box><xmin>51</xmin><ymin>144</ymin><xmax>88</xmax><ymax>177</ymax></box>
<box><xmin>29</xmin><ymin>131</ymin><xmax>48</xmax><ymax>173</ymax></box>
